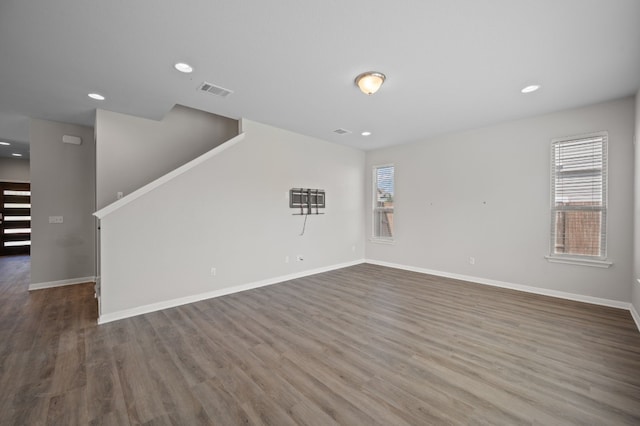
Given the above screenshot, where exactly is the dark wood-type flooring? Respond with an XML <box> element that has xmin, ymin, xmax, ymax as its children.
<box><xmin>1</xmin><ymin>255</ymin><xmax>640</xmax><ymax>425</ymax></box>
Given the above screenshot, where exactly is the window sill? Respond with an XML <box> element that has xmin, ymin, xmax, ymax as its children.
<box><xmin>369</xmin><ymin>238</ymin><xmax>396</xmax><ymax>245</ymax></box>
<box><xmin>545</xmin><ymin>256</ymin><xmax>612</xmax><ymax>268</ymax></box>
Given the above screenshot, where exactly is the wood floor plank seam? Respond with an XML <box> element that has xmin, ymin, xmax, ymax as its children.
<box><xmin>2</xmin><ymin>257</ymin><xmax>640</xmax><ymax>425</ymax></box>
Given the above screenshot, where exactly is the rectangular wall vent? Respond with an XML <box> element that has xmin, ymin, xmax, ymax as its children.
<box><xmin>198</xmin><ymin>81</ymin><xmax>233</xmax><ymax>98</ymax></box>
<box><xmin>333</xmin><ymin>128</ymin><xmax>352</xmax><ymax>135</ymax></box>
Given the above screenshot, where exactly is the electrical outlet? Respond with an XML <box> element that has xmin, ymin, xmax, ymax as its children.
<box><xmin>210</xmin><ymin>267</ymin><xmax>216</xmax><ymax>276</ymax></box>
<box><xmin>117</xmin><ymin>191</ymin><xmax>124</xmax><ymax>199</ymax></box>
<box><xmin>296</xmin><ymin>255</ymin><xmax>304</xmax><ymax>262</ymax></box>
<box><xmin>469</xmin><ymin>257</ymin><xmax>475</xmax><ymax>265</ymax></box>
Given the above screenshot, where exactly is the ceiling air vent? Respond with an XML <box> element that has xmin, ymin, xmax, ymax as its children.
<box><xmin>198</xmin><ymin>81</ymin><xmax>233</xmax><ymax>98</ymax></box>
<box><xmin>333</xmin><ymin>128</ymin><xmax>352</xmax><ymax>135</ymax></box>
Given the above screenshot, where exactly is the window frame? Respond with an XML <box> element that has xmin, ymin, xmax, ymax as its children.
<box><xmin>546</xmin><ymin>131</ymin><xmax>611</xmax><ymax>268</ymax></box>
<box><xmin>372</xmin><ymin>163</ymin><xmax>395</xmax><ymax>243</ymax></box>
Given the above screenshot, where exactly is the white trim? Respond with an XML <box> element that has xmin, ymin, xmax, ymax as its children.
<box><xmin>365</xmin><ymin>259</ymin><xmax>630</xmax><ymax>309</ymax></box>
<box><xmin>95</xmin><ymin>275</ymin><xmax>101</xmax><ymax>317</ymax></box>
<box><xmin>94</xmin><ymin>133</ymin><xmax>246</xmax><ymax>219</ymax></box>
<box><xmin>630</xmin><ymin>304</ymin><xmax>640</xmax><ymax>332</ymax></box>
<box><xmin>551</xmin><ymin>130</ymin><xmax>609</xmax><ymax>145</ymax></box>
<box><xmin>98</xmin><ymin>259</ymin><xmax>365</xmax><ymax>324</ymax></box>
<box><xmin>29</xmin><ymin>276</ymin><xmax>96</xmax><ymax>291</ymax></box>
<box><xmin>0</xmin><ymin>179</ymin><xmax>30</xmax><ymax>183</ymax></box>
<box><xmin>544</xmin><ymin>256</ymin><xmax>612</xmax><ymax>268</ymax></box>
<box><xmin>369</xmin><ymin>238</ymin><xmax>396</xmax><ymax>245</ymax></box>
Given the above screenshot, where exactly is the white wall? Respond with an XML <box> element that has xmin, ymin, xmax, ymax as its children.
<box><xmin>96</xmin><ymin>105</ymin><xmax>238</xmax><ymax>209</ymax></box>
<box><xmin>30</xmin><ymin>119</ymin><xmax>96</xmax><ymax>284</ymax></box>
<box><xmin>99</xmin><ymin>119</ymin><xmax>365</xmax><ymax>318</ymax></box>
<box><xmin>633</xmin><ymin>91</ymin><xmax>640</xmax><ymax>316</ymax></box>
<box><xmin>0</xmin><ymin>157</ymin><xmax>29</xmax><ymax>182</ymax></box>
<box><xmin>366</xmin><ymin>97</ymin><xmax>635</xmax><ymax>303</ymax></box>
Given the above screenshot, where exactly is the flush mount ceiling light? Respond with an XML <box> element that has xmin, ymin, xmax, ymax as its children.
<box><xmin>521</xmin><ymin>84</ymin><xmax>541</xmax><ymax>94</ymax></box>
<box><xmin>361</xmin><ymin>131</ymin><xmax>372</xmax><ymax>136</ymax></box>
<box><xmin>355</xmin><ymin>71</ymin><xmax>386</xmax><ymax>95</ymax></box>
<box><xmin>88</xmin><ymin>93</ymin><xmax>105</xmax><ymax>100</ymax></box>
<box><xmin>0</xmin><ymin>141</ymin><xmax>10</xmax><ymax>146</ymax></box>
<box><xmin>11</xmin><ymin>153</ymin><xmax>22</xmax><ymax>157</ymax></box>
<box><xmin>174</xmin><ymin>62</ymin><xmax>193</xmax><ymax>73</ymax></box>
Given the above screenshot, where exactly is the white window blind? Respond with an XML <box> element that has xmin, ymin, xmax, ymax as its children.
<box><xmin>550</xmin><ymin>132</ymin><xmax>607</xmax><ymax>259</ymax></box>
<box><xmin>373</xmin><ymin>165</ymin><xmax>394</xmax><ymax>239</ymax></box>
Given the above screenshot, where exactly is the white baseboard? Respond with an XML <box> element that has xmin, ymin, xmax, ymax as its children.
<box><xmin>29</xmin><ymin>276</ymin><xmax>96</xmax><ymax>291</ymax></box>
<box><xmin>365</xmin><ymin>259</ymin><xmax>631</xmax><ymax>310</ymax></box>
<box><xmin>367</xmin><ymin>259</ymin><xmax>640</xmax><ymax>333</ymax></box>
<box><xmin>630</xmin><ymin>304</ymin><xmax>640</xmax><ymax>332</ymax></box>
<box><xmin>98</xmin><ymin>259</ymin><xmax>366</xmax><ymax>324</ymax></box>
<box><xmin>96</xmin><ymin>258</ymin><xmax>640</xmax><ymax>334</ymax></box>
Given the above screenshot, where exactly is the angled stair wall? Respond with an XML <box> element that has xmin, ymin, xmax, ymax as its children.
<box><xmin>96</xmin><ymin>105</ymin><xmax>239</xmax><ymax>210</ymax></box>
<box><xmin>95</xmin><ymin>119</ymin><xmax>366</xmax><ymax>323</ymax></box>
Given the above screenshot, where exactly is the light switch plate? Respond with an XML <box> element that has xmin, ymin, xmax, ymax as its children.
<box><xmin>49</xmin><ymin>216</ymin><xmax>63</xmax><ymax>224</ymax></box>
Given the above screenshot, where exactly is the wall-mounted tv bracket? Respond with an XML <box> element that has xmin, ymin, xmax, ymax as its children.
<box><xmin>289</xmin><ymin>188</ymin><xmax>325</xmax><ymax>215</ymax></box>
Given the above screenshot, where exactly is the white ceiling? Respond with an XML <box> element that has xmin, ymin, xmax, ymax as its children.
<box><xmin>0</xmin><ymin>0</ymin><xmax>639</xmax><ymax>157</ymax></box>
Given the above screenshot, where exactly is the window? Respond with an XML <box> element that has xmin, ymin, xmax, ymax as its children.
<box><xmin>549</xmin><ymin>132</ymin><xmax>607</xmax><ymax>263</ymax></box>
<box><xmin>373</xmin><ymin>164</ymin><xmax>394</xmax><ymax>239</ymax></box>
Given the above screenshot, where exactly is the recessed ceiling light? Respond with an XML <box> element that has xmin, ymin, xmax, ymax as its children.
<box><xmin>521</xmin><ymin>85</ymin><xmax>541</xmax><ymax>94</ymax></box>
<box><xmin>88</xmin><ymin>93</ymin><xmax>105</xmax><ymax>100</ymax></box>
<box><xmin>11</xmin><ymin>153</ymin><xmax>22</xmax><ymax>157</ymax></box>
<box><xmin>361</xmin><ymin>131</ymin><xmax>372</xmax><ymax>136</ymax></box>
<box><xmin>0</xmin><ymin>141</ymin><xmax>10</xmax><ymax>146</ymax></box>
<box><xmin>174</xmin><ymin>62</ymin><xmax>193</xmax><ymax>73</ymax></box>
